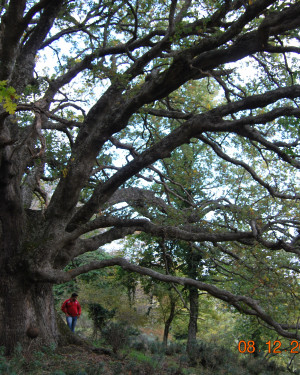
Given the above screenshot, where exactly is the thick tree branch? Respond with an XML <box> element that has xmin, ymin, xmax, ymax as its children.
<box><xmin>44</xmin><ymin>13</ymin><xmax>300</xmax><ymax>225</ymax></box>
<box><xmin>67</xmin><ymin>88</ymin><xmax>300</xmax><ymax>229</ymax></box>
<box><xmin>12</xmin><ymin>0</ymin><xmax>65</xmax><ymax>90</ymax></box>
<box><xmin>64</xmin><ymin>214</ymin><xmax>257</xmax><ymax>252</ymax></box>
<box><xmin>31</xmin><ymin>257</ymin><xmax>300</xmax><ymax>340</ymax></box>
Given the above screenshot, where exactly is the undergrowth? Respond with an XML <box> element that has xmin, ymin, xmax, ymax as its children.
<box><xmin>0</xmin><ymin>338</ymin><xmax>298</xmax><ymax>375</ymax></box>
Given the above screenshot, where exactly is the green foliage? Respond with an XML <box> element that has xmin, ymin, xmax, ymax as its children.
<box><xmin>0</xmin><ymin>344</ymin><xmax>64</xmax><ymax>374</ymax></box>
<box><xmin>184</xmin><ymin>340</ymin><xmax>291</xmax><ymax>375</ymax></box>
<box><xmin>88</xmin><ymin>303</ymin><xmax>116</xmax><ymax>335</ymax></box>
<box><xmin>234</xmin><ymin>315</ymin><xmax>275</xmax><ymax>354</ymax></box>
<box><xmin>165</xmin><ymin>341</ymin><xmax>186</xmax><ymax>356</ymax></box>
<box><xmin>129</xmin><ymin>350</ymin><xmax>155</xmax><ymax>363</ymax></box>
<box><xmin>0</xmin><ymin>346</ymin><xmax>17</xmax><ymax>375</ymax></box>
<box><xmin>126</xmin><ymin>351</ymin><xmax>160</xmax><ymax>375</ymax></box>
<box><xmin>101</xmin><ymin>321</ymin><xmax>140</xmax><ymax>353</ymax></box>
<box><xmin>0</xmin><ymin>81</ymin><xmax>19</xmax><ymax>114</ymax></box>
<box><xmin>53</xmin><ymin>251</ymin><xmax>112</xmax><ymax>306</ymax></box>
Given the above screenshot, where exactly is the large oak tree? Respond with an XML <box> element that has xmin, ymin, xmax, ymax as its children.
<box><xmin>0</xmin><ymin>0</ymin><xmax>299</xmax><ymax>354</ymax></box>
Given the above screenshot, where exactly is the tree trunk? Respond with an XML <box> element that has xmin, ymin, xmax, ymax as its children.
<box><xmin>0</xmin><ymin>145</ymin><xmax>60</xmax><ymax>354</ymax></box>
<box><xmin>163</xmin><ymin>297</ymin><xmax>176</xmax><ymax>347</ymax></box>
<box><xmin>0</xmin><ymin>273</ymin><xmax>59</xmax><ymax>355</ymax></box>
<box><xmin>187</xmin><ymin>286</ymin><xmax>199</xmax><ymax>359</ymax></box>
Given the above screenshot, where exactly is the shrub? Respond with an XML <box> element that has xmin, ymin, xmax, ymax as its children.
<box><xmin>88</xmin><ymin>303</ymin><xmax>116</xmax><ymax>338</ymax></box>
<box><xmin>101</xmin><ymin>321</ymin><xmax>139</xmax><ymax>354</ymax></box>
<box><xmin>129</xmin><ymin>334</ymin><xmax>152</xmax><ymax>352</ymax></box>
<box><xmin>242</xmin><ymin>356</ymin><xmax>290</xmax><ymax>375</ymax></box>
<box><xmin>129</xmin><ymin>350</ymin><xmax>154</xmax><ymax>363</ymax></box>
<box><xmin>112</xmin><ymin>362</ymin><xmax>124</xmax><ymax>375</ymax></box>
<box><xmin>0</xmin><ymin>347</ymin><xmax>16</xmax><ymax>375</ymax></box>
<box><xmin>148</xmin><ymin>340</ymin><xmax>166</xmax><ymax>355</ymax></box>
<box><xmin>165</xmin><ymin>341</ymin><xmax>185</xmax><ymax>356</ymax></box>
<box><xmin>124</xmin><ymin>358</ymin><xmax>155</xmax><ymax>375</ymax></box>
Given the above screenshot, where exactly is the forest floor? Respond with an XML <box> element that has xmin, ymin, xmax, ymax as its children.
<box><xmin>1</xmin><ymin>341</ymin><xmax>295</xmax><ymax>375</ymax></box>
<box><xmin>1</xmin><ymin>343</ymin><xmax>192</xmax><ymax>375</ymax></box>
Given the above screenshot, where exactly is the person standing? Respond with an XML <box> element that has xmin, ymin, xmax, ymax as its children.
<box><xmin>61</xmin><ymin>293</ymin><xmax>81</xmax><ymax>333</ymax></box>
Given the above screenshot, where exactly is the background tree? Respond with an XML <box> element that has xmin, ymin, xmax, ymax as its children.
<box><xmin>0</xmin><ymin>0</ymin><xmax>299</xmax><ymax>355</ymax></box>
<box><xmin>122</xmin><ymin>234</ymin><xmax>185</xmax><ymax>346</ymax></box>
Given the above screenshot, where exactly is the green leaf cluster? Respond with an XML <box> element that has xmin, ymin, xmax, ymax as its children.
<box><xmin>0</xmin><ymin>80</ymin><xmax>19</xmax><ymax>114</ymax></box>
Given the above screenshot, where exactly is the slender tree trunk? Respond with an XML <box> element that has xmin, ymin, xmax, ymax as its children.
<box><xmin>163</xmin><ymin>297</ymin><xmax>176</xmax><ymax>347</ymax></box>
<box><xmin>187</xmin><ymin>286</ymin><xmax>199</xmax><ymax>359</ymax></box>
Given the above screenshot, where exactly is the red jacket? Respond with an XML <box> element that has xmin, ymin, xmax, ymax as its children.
<box><xmin>61</xmin><ymin>298</ymin><xmax>81</xmax><ymax>317</ymax></box>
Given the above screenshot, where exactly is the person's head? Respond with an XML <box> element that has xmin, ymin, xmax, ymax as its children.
<box><xmin>71</xmin><ymin>293</ymin><xmax>78</xmax><ymax>301</ymax></box>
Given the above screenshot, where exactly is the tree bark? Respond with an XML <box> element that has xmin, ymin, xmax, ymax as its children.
<box><xmin>0</xmin><ymin>275</ymin><xmax>58</xmax><ymax>355</ymax></box>
<box><xmin>186</xmin><ymin>286</ymin><xmax>199</xmax><ymax>360</ymax></box>
<box><xmin>163</xmin><ymin>296</ymin><xmax>176</xmax><ymax>347</ymax></box>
